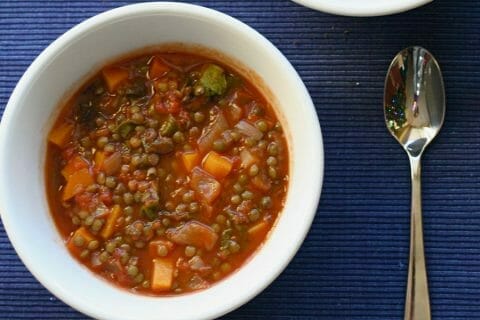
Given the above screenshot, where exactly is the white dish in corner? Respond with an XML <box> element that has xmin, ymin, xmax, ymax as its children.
<box><xmin>291</xmin><ymin>0</ymin><xmax>433</xmax><ymax>17</ymax></box>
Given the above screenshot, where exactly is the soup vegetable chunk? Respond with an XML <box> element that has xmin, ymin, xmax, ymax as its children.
<box><xmin>46</xmin><ymin>52</ymin><xmax>288</xmax><ymax>295</ymax></box>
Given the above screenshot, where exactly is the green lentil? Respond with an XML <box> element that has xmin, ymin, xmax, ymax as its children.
<box><xmin>72</xmin><ymin>216</ymin><xmax>81</xmax><ymax>225</ymax></box>
<box><xmin>80</xmin><ymin>249</ymin><xmax>90</xmax><ymax>259</ymax></box>
<box><xmin>248</xmin><ymin>208</ymin><xmax>260</xmax><ymax>222</ymax></box>
<box><xmin>231</xmin><ymin>195</ymin><xmax>241</xmax><ymax>205</ymax></box>
<box><xmin>148</xmin><ymin>154</ymin><xmax>160</xmax><ymax>166</ymax></box>
<box><xmin>261</xmin><ymin>196</ymin><xmax>273</xmax><ymax>209</ymax></box>
<box><xmin>256</xmin><ymin>120</ymin><xmax>268</xmax><ymax>132</ymax></box>
<box><xmin>216</xmin><ymin>215</ymin><xmax>227</xmax><ymax>225</ymax></box>
<box><xmin>91</xmin><ymin>219</ymin><xmax>104</xmax><ymax>232</ymax></box>
<box><xmin>123</xmin><ymin>193</ymin><xmax>134</xmax><ymax>205</ymax></box>
<box><xmin>233</xmin><ymin>183</ymin><xmax>244</xmax><ymax>194</ymax></box>
<box><xmin>112</xmin><ymin>133</ymin><xmax>121</xmax><ymax>141</ymax></box>
<box><xmin>105</xmin><ymin>176</ymin><xmax>117</xmax><ymax>189</ymax></box>
<box><xmin>241</xmin><ymin>190</ymin><xmax>254</xmax><ymax>200</ymax></box>
<box><xmin>213</xmin><ymin>139</ymin><xmax>226</xmax><ymax>152</ymax></box>
<box><xmin>73</xmin><ymin>235</ymin><xmax>85</xmax><ymax>247</ymax></box>
<box><xmin>176</xmin><ymin>203</ymin><xmax>188</xmax><ymax>212</ymax></box>
<box><xmin>132</xmin><ymin>112</ymin><xmax>145</xmax><ymax>124</ymax></box>
<box><xmin>266</xmin><ymin>156</ymin><xmax>277</xmax><ymax>166</ymax></box>
<box><xmin>84</xmin><ymin>215</ymin><xmax>94</xmax><ymax>226</ymax></box>
<box><xmin>238</xmin><ymin>174</ymin><xmax>248</xmax><ymax>185</ymax></box>
<box><xmin>228</xmin><ymin>240</ymin><xmax>240</xmax><ymax>253</ymax></box>
<box><xmin>88</xmin><ymin>240</ymin><xmax>100</xmax><ymax>250</ymax></box>
<box><xmin>95</xmin><ymin>117</ymin><xmax>105</xmax><ymax>127</ymax></box>
<box><xmin>120</xmin><ymin>253</ymin><xmax>130</xmax><ymax>265</ymax></box>
<box><xmin>99</xmin><ymin>251</ymin><xmax>109</xmax><ymax>263</ymax></box>
<box><xmin>193</xmin><ymin>112</ymin><xmax>205</xmax><ymax>123</ymax></box>
<box><xmin>96</xmin><ymin>172</ymin><xmax>106</xmax><ymax>185</ymax></box>
<box><xmin>268</xmin><ymin>166</ymin><xmax>277</xmax><ymax>179</ymax></box>
<box><xmin>182</xmin><ymin>191</ymin><xmax>194</xmax><ymax>203</ymax></box>
<box><xmin>106</xmin><ymin>242</ymin><xmax>116</xmax><ymax>253</ymax></box>
<box><xmin>80</xmin><ymin>137</ymin><xmax>92</xmax><ymax>148</ymax></box>
<box><xmin>127</xmin><ymin>265</ymin><xmax>139</xmax><ymax>277</ymax></box>
<box><xmin>165</xmin><ymin>201</ymin><xmax>175</xmax><ymax>211</ymax></box>
<box><xmin>257</xmin><ymin>140</ymin><xmax>267</xmax><ymax>149</ymax></box>
<box><xmin>112</xmin><ymin>195</ymin><xmax>122</xmax><ymax>204</ymax></box>
<box><xmin>156</xmin><ymin>227</ymin><xmax>166</xmax><ymax>236</ymax></box>
<box><xmin>135</xmin><ymin>241</ymin><xmax>146</xmax><ymax>249</ymax></box>
<box><xmin>129</xmin><ymin>137</ymin><xmax>142</xmax><ymax>149</ymax></box>
<box><xmin>249</xmin><ymin>164</ymin><xmax>259</xmax><ymax>176</ymax></box>
<box><xmin>124</xmin><ymin>206</ymin><xmax>134</xmax><ymax>215</ymax></box>
<box><xmin>157</xmin><ymin>245</ymin><xmax>169</xmax><ymax>257</ymax></box>
<box><xmin>220</xmin><ymin>262</ymin><xmax>232</xmax><ymax>273</ymax></box>
<box><xmin>194</xmin><ymin>85</ymin><xmax>205</xmax><ymax>96</ymax></box>
<box><xmin>104</xmin><ymin>143</ymin><xmax>115</xmax><ymax>153</ymax></box>
<box><xmin>146</xmin><ymin>167</ymin><xmax>157</xmax><ymax>177</ymax></box>
<box><xmin>130</xmin><ymin>154</ymin><xmax>142</xmax><ymax>167</ymax></box>
<box><xmin>97</xmin><ymin>136</ymin><xmax>108</xmax><ymax>148</ymax></box>
<box><xmin>231</xmin><ymin>131</ymin><xmax>241</xmax><ymax>141</ymax></box>
<box><xmin>245</xmin><ymin>137</ymin><xmax>256</xmax><ymax>147</ymax></box>
<box><xmin>189</xmin><ymin>202</ymin><xmax>199</xmax><ymax>213</ymax></box>
<box><xmin>134</xmin><ymin>273</ymin><xmax>144</xmax><ymax>284</ymax></box>
<box><xmin>212</xmin><ymin>223</ymin><xmax>221</xmax><ymax>233</ymax></box>
<box><xmin>267</xmin><ymin>142</ymin><xmax>279</xmax><ymax>156</ymax></box>
<box><xmin>172</xmin><ymin>131</ymin><xmax>185</xmax><ymax>144</ymax></box>
<box><xmin>162</xmin><ymin>218</ymin><xmax>171</xmax><ymax>227</ymax></box>
<box><xmin>78</xmin><ymin>210</ymin><xmax>89</xmax><ymax>219</ymax></box>
<box><xmin>184</xmin><ymin>246</ymin><xmax>196</xmax><ymax>257</ymax></box>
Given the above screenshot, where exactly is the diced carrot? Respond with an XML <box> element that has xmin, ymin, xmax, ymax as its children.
<box><xmin>102</xmin><ymin>67</ymin><xmax>129</xmax><ymax>92</ymax></box>
<box><xmin>100</xmin><ymin>205</ymin><xmax>122</xmax><ymax>239</ymax></box>
<box><xmin>151</xmin><ymin>258</ymin><xmax>174</xmax><ymax>292</ymax></box>
<box><xmin>149</xmin><ymin>240</ymin><xmax>174</xmax><ymax>257</ymax></box>
<box><xmin>62</xmin><ymin>168</ymin><xmax>94</xmax><ymax>201</ymax></box>
<box><xmin>61</xmin><ymin>156</ymin><xmax>88</xmax><ymax>179</ymax></box>
<box><xmin>94</xmin><ymin>151</ymin><xmax>106</xmax><ymax>171</ymax></box>
<box><xmin>247</xmin><ymin>221</ymin><xmax>269</xmax><ymax>239</ymax></box>
<box><xmin>67</xmin><ymin>226</ymin><xmax>96</xmax><ymax>255</ymax></box>
<box><xmin>149</xmin><ymin>57</ymin><xmax>170</xmax><ymax>79</ymax></box>
<box><xmin>202</xmin><ymin>151</ymin><xmax>233</xmax><ymax>179</ymax></box>
<box><xmin>48</xmin><ymin>122</ymin><xmax>73</xmax><ymax>147</ymax></box>
<box><xmin>181</xmin><ymin>151</ymin><xmax>200</xmax><ymax>172</ymax></box>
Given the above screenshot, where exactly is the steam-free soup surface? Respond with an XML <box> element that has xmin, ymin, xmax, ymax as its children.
<box><xmin>47</xmin><ymin>51</ymin><xmax>288</xmax><ymax>295</ymax></box>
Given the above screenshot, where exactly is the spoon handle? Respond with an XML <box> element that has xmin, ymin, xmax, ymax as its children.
<box><xmin>405</xmin><ymin>156</ymin><xmax>431</xmax><ymax>320</ymax></box>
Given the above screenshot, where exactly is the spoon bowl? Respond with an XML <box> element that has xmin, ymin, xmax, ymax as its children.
<box><xmin>384</xmin><ymin>46</ymin><xmax>445</xmax><ymax>320</ymax></box>
<box><xmin>384</xmin><ymin>46</ymin><xmax>445</xmax><ymax>157</ymax></box>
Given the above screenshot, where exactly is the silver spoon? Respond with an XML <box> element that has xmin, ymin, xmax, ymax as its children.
<box><xmin>384</xmin><ymin>46</ymin><xmax>445</xmax><ymax>320</ymax></box>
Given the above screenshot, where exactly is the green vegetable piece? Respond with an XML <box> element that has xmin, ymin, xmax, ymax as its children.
<box><xmin>160</xmin><ymin>115</ymin><xmax>178</xmax><ymax>137</ymax></box>
<box><xmin>141</xmin><ymin>202</ymin><xmax>159</xmax><ymax>220</ymax></box>
<box><xmin>117</xmin><ymin>121</ymin><xmax>135</xmax><ymax>138</ymax></box>
<box><xmin>199</xmin><ymin>64</ymin><xmax>227</xmax><ymax>96</ymax></box>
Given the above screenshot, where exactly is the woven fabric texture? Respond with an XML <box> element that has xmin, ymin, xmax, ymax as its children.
<box><xmin>1</xmin><ymin>0</ymin><xmax>480</xmax><ymax>319</ymax></box>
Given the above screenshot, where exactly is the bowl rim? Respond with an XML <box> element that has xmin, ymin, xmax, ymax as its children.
<box><xmin>0</xmin><ymin>2</ymin><xmax>324</xmax><ymax>319</ymax></box>
<box><xmin>291</xmin><ymin>0</ymin><xmax>433</xmax><ymax>17</ymax></box>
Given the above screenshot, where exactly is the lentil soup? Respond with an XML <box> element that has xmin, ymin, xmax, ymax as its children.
<box><xmin>46</xmin><ymin>50</ymin><xmax>288</xmax><ymax>295</ymax></box>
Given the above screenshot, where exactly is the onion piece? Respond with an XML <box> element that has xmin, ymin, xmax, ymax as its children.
<box><xmin>240</xmin><ymin>149</ymin><xmax>257</xmax><ymax>168</ymax></box>
<box><xmin>234</xmin><ymin>120</ymin><xmax>262</xmax><ymax>140</ymax></box>
<box><xmin>166</xmin><ymin>220</ymin><xmax>218</xmax><ymax>250</ymax></box>
<box><xmin>197</xmin><ymin>110</ymin><xmax>228</xmax><ymax>153</ymax></box>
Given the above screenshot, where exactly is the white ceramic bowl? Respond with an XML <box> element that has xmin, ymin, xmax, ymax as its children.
<box><xmin>291</xmin><ymin>0</ymin><xmax>432</xmax><ymax>16</ymax></box>
<box><xmin>0</xmin><ymin>2</ymin><xmax>323</xmax><ymax>320</ymax></box>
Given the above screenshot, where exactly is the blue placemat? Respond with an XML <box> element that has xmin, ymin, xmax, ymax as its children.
<box><xmin>1</xmin><ymin>0</ymin><xmax>480</xmax><ymax>319</ymax></box>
